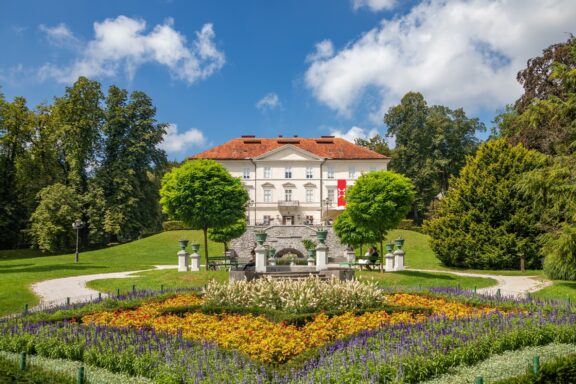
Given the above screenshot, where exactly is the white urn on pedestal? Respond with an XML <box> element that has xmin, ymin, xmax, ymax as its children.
<box><xmin>189</xmin><ymin>243</ymin><xmax>200</xmax><ymax>272</ymax></box>
<box><xmin>177</xmin><ymin>239</ymin><xmax>190</xmax><ymax>272</ymax></box>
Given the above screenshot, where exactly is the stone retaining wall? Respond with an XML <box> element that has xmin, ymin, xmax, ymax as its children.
<box><xmin>230</xmin><ymin>225</ymin><xmax>348</xmax><ymax>262</ymax></box>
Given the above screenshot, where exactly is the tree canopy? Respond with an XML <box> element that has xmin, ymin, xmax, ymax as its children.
<box><xmin>160</xmin><ymin>159</ymin><xmax>249</xmax><ymax>265</ymax></box>
<box><xmin>333</xmin><ymin>210</ymin><xmax>379</xmax><ymax>252</ymax></box>
<box><xmin>424</xmin><ymin>139</ymin><xmax>548</xmax><ymax>270</ymax></box>
<box><xmin>345</xmin><ymin>170</ymin><xmax>414</xmax><ymax>263</ymax></box>
<box><xmin>208</xmin><ymin>217</ymin><xmax>247</xmax><ymax>251</ymax></box>
<box><xmin>384</xmin><ymin>92</ymin><xmax>485</xmax><ymax>221</ymax></box>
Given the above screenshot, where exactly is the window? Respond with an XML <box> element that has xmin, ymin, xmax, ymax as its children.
<box><xmin>285</xmin><ymin>189</ymin><xmax>292</xmax><ymax>201</ymax></box>
<box><xmin>306</xmin><ymin>167</ymin><xmax>313</xmax><ymax>179</ymax></box>
<box><xmin>305</xmin><ymin>188</ymin><xmax>314</xmax><ymax>203</ymax></box>
<box><xmin>263</xmin><ymin>189</ymin><xmax>272</xmax><ymax>202</ymax></box>
<box><xmin>243</xmin><ymin>167</ymin><xmax>251</xmax><ymax>179</ymax></box>
<box><xmin>327</xmin><ymin>166</ymin><xmax>335</xmax><ymax>179</ymax></box>
<box><xmin>264</xmin><ymin>167</ymin><xmax>271</xmax><ymax>179</ymax></box>
<box><xmin>285</xmin><ymin>167</ymin><xmax>292</xmax><ymax>179</ymax></box>
<box><xmin>327</xmin><ymin>189</ymin><xmax>335</xmax><ymax>204</ymax></box>
<box><xmin>305</xmin><ymin>215</ymin><xmax>314</xmax><ymax>225</ymax></box>
<box><xmin>348</xmin><ymin>166</ymin><xmax>356</xmax><ymax>179</ymax></box>
<box><xmin>263</xmin><ymin>215</ymin><xmax>271</xmax><ymax>225</ymax></box>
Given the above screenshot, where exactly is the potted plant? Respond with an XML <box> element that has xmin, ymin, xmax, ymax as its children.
<box><xmin>255</xmin><ymin>230</ymin><xmax>267</xmax><ymax>245</ymax></box>
<box><xmin>316</xmin><ymin>228</ymin><xmax>328</xmax><ymax>244</ymax></box>
<box><xmin>395</xmin><ymin>236</ymin><xmax>405</xmax><ymax>250</ymax></box>
<box><xmin>191</xmin><ymin>243</ymin><xmax>200</xmax><ymax>253</ymax></box>
<box><xmin>268</xmin><ymin>247</ymin><xmax>277</xmax><ymax>266</ymax></box>
<box><xmin>178</xmin><ymin>239</ymin><xmax>189</xmax><ymax>250</ymax></box>
<box><xmin>385</xmin><ymin>242</ymin><xmax>394</xmax><ymax>253</ymax></box>
<box><xmin>302</xmin><ymin>239</ymin><xmax>317</xmax><ymax>258</ymax></box>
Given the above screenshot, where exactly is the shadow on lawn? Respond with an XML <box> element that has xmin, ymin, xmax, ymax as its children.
<box><xmin>0</xmin><ymin>264</ymin><xmax>109</xmax><ymax>274</ymax></box>
<box><xmin>362</xmin><ymin>270</ymin><xmax>457</xmax><ymax>281</ymax></box>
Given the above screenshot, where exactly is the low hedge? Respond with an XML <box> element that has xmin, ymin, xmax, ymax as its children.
<box><xmin>0</xmin><ymin>353</ymin><xmax>76</xmax><ymax>384</ymax></box>
<box><xmin>161</xmin><ymin>221</ymin><xmax>192</xmax><ymax>231</ymax></box>
<box><xmin>161</xmin><ymin>302</ymin><xmax>433</xmax><ymax>326</ymax></box>
<box><xmin>494</xmin><ymin>352</ymin><xmax>576</xmax><ymax>384</ymax></box>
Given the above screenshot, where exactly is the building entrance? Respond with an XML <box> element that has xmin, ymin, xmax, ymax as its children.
<box><xmin>282</xmin><ymin>216</ymin><xmax>294</xmax><ymax>225</ymax></box>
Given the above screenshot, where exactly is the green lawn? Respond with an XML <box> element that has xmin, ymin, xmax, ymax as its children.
<box><xmin>0</xmin><ymin>230</ymin><xmax>223</xmax><ymax>316</ymax></box>
<box><xmin>531</xmin><ymin>280</ymin><xmax>576</xmax><ymax>301</ymax></box>
<box><xmin>86</xmin><ymin>269</ymin><xmax>228</xmax><ymax>294</ymax></box>
<box><xmin>357</xmin><ymin>270</ymin><xmax>496</xmax><ymax>290</ymax></box>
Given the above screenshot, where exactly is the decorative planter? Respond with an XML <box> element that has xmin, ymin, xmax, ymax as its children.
<box><xmin>255</xmin><ymin>232</ymin><xmax>267</xmax><ymax>245</ymax></box>
<box><xmin>178</xmin><ymin>239</ymin><xmax>189</xmax><ymax>250</ymax></box>
<box><xmin>191</xmin><ymin>243</ymin><xmax>200</xmax><ymax>252</ymax></box>
<box><xmin>307</xmin><ymin>248</ymin><xmax>316</xmax><ymax>258</ymax></box>
<box><xmin>316</xmin><ymin>230</ymin><xmax>328</xmax><ymax>244</ymax></box>
<box><xmin>385</xmin><ymin>242</ymin><xmax>394</xmax><ymax>253</ymax></box>
<box><xmin>395</xmin><ymin>237</ymin><xmax>405</xmax><ymax>250</ymax></box>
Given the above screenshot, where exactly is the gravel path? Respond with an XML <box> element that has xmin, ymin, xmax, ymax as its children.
<box><xmin>30</xmin><ymin>265</ymin><xmax>177</xmax><ymax>308</ymax></box>
<box><xmin>409</xmin><ymin>268</ymin><xmax>552</xmax><ymax>297</ymax></box>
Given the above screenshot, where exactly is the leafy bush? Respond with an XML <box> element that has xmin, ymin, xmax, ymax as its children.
<box><xmin>202</xmin><ymin>277</ymin><xmax>385</xmax><ymax>314</ymax></box>
<box><xmin>424</xmin><ymin>139</ymin><xmax>547</xmax><ymax>269</ymax></box>
<box><xmin>396</xmin><ymin>219</ymin><xmax>423</xmax><ymax>233</ymax></box>
<box><xmin>494</xmin><ymin>352</ymin><xmax>576</xmax><ymax>384</ymax></box>
<box><xmin>161</xmin><ymin>220</ymin><xmax>191</xmax><ymax>231</ymax></box>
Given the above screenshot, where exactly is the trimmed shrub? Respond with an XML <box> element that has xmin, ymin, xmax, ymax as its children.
<box><xmin>161</xmin><ymin>220</ymin><xmax>191</xmax><ymax>231</ymax></box>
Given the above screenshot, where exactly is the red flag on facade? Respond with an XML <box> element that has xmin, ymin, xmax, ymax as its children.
<box><xmin>337</xmin><ymin>179</ymin><xmax>347</xmax><ymax>207</ymax></box>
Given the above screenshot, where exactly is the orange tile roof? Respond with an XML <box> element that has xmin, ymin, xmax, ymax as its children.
<box><xmin>190</xmin><ymin>137</ymin><xmax>389</xmax><ymax>160</ymax></box>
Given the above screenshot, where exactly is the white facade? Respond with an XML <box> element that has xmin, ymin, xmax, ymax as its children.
<box><xmin>217</xmin><ymin>145</ymin><xmax>389</xmax><ymax>226</ymax></box>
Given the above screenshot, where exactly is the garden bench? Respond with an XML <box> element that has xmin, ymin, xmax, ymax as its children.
<box><xmin>207</xmin><ymin>256</ymin><xmax>241</xmax><ymax>271</ymax></box>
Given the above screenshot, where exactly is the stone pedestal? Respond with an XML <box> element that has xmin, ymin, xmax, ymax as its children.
<box><xmin>393</xmin><ymin>249</ymin><xmax>405</xmax><ymax>271</ymax></box>
<box><xmin>385</xmin><ymin>252</ymin><xmax>394</xmax><ymax>272</ymax></box>
<box><xmin>346</xmin><ymin>249</ymin><xmax>356</xmax><ymax>263</ymax></box>
<box><xmin>190</xmin><ymin>251</ymin><xmax>200</xmax><ymax>272</ymax></box>
<box><xmin>315</xmin><ymin>243</ymin><xmax>328</xmax><ymax>271</ymax></box>
<box><xmin>255</xmin><ymin>244</ymin><xmax>267</xmax><ymax>273</ymax></box>
<box><xmin>178</xmin><ymin>250</ymin><xmax>189</xmax><ymax>272</ymax></box>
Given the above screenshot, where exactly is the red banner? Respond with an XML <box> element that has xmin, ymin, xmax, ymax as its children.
<box><xmin>337</xmin><ymin>179</ymin><xmax>347</xmax><ymax>207</ymax></box>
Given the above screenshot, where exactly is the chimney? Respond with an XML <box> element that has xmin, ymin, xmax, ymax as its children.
<box><xmin>278</xmin><ymin>134</ymin><xmax>283</xmax><ymax>138</ymax></box>
<box><xmin>241</xmin><ymin>135</ymin><xmax>256</xmax><ymax>138</ymax></box>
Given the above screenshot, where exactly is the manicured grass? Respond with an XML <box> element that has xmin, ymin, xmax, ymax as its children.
<box><xmin>86</xmin><ymin>269</ymin><xmax>228</xmax><ymax>294</ymax></box>
<box><xmin>531</xmin><ymin>280</ymin><xmax>576</xmax><ymax>301</ymax></box>
<box><xmin>0</xmin><ymin>230</ymin><xmax>223</xmax><ymax>316</ymax></box>
<box><xmin>357</xmin><ymin>270</ymin><xmax>496</xmax><ymax>290</ymax></box>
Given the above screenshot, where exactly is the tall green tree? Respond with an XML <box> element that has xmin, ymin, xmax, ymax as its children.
<box><xmin>498</xmin><ymin>36</ymin><xmax>576</xmax><ymax>155</ymax></box>
<box><xmin>333</xmin><ymin>210</ymin><xmax>379</xmax><ymax>255</ymax></box>
<box><xmin>0</xmin><ymin>96</ymin><xmax>34</xmax><ymax>248</ymax></box>
<box><xmin>517</xmin><ymin>156</ymin><xmax>576</xmax><ymax>279</ymax></box>
<box><xmin>160</xmin><ymin>159</ymin><xmax>249</xmax><ymax>266</ymax></box>
<box><xmin>345</xmin><ymin>170</ymin><xmax>414</xmax><ymax>268</ymax></box>
<box><xmin>96</xmin><ymin>86</ymin><xmax>167</xmax><ymax>242</ymax></box>
<box><xmin>424</xmin><ymin>139</ymin><xmax>547</xmax><ymax>270</ymax></box>
<box><xmin>384</xmin><ymin>92</ymin><xmax>484</xmax><ymax>222</ymax></box>
<box><xmin>354</xmin><ymin>134</ymin><xmax>392</xmax><ymax>157</ymax></box>
<box><xmin>29</xmin><ymin>183</ymin><xmax>83</xmax><ymax>252</ymax></box>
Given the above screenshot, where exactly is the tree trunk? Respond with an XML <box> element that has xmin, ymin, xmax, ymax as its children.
<box><xmin>203</xmin><ymin>227</ymin><xmax>209</xmax><ymax>270</ymax></box>
<box><xmin>380</xmin><ymin>237</ymin><xmax>384</xmax><ymax>273</ymax></box>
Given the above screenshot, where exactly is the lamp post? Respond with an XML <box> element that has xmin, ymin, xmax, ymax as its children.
<box><xmin>322</xmin><ymin>198</ymin><xmax>331</xmax><ymax>226</ymax></box>
<box><xmin>72</xmin><ymin>219</ymin><xmax>84</xmax><ymax>263</ymax></box>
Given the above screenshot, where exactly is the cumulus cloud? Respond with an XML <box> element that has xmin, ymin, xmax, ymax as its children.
<box><xmin>39</xmin><ymin>23</ymin><xmax>79</xmax><ymax>48</ymax></box>
<box><xmin>38</xmin><ymin>16</ymin><xmax>225</xmax><ymax>84</ymax></box>
<box><xmin>306</xmin><ymin>40</ymin><xmax>334</xmax><ymax>62</ymax></box>
<box><xmin>256</xmin><ymin>92</ymin><xmax>282</xmax><ymax>111</ymax></box>
<box><xmin>306</xmin><ymin>0</ymin><xmax>576</xmax><ymax>120</ymax></box>
<box><xmin>352</xmin><ymin>0</ymin><xmax>396</xmax><ymax>12</ymax></box>
<box><xmin>329</xmin><ymin>126</ymin><xmax>380</xmax><ymax>143</ymax></box>
<box><xmin>159</xmin><ymin>124</ymin><xmax>207</xmax><ymax>154</ymax></box>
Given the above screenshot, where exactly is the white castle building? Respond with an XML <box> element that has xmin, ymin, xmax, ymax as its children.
<box><xmin>191</xmin><ymin>135</ymin><xmax>389</xmax><ymax>259</ymax></box>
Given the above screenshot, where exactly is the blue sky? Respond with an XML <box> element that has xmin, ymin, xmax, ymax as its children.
<box><xmin>1</xmin><ymin>0</ymin><xmax>575</xmax><ymax>160</ymax></box>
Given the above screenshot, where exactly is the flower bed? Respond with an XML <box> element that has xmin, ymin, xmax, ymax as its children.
<box><xmin>1</xmin><ymin>280</ymin><xmax>575</xmax><ymax>383</ymax></box>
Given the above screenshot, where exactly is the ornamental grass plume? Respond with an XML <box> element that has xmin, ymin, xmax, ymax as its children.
<box><xmin>202</xmin><ymin>276</ymin><xmax>385</xmax><ymax>314</ymax></box>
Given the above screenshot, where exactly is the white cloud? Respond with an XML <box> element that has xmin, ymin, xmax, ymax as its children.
<box><xmin>39</xmin><ymin>23</ymin><xmax>79</xmax><ymax>48</ymax></box>
<box><xmin>159</xmin><ymin>124</ymin><xmax>207</xmax><ymax>154</ymax></box>
<box><xmin>306</xmin><ymin>0</ymin><xmax>576</xmax><ymax>120</ymax></box>
<box><xmin>256</xmin><ymin>92</ymin><xmax>282</xmax><ymax>111</ymax></box>
<box><xmin>329</xmin><ymin>126</ymin><xmax>380</xmax><ymax>143</ymax></box>
<box><xmin>38</xmin><ymin>16</ymin><xmax>225</xmax><ymax>84</ymax></box>
<box><xmin>306</xmin><ymin>40</ymin><xmax>334</xmax><ymax>62</ymax></box>
<box><xmin>352</xmin><ymin>0</ymin><xmax>396</xmax><ymax>12</ymax></box>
